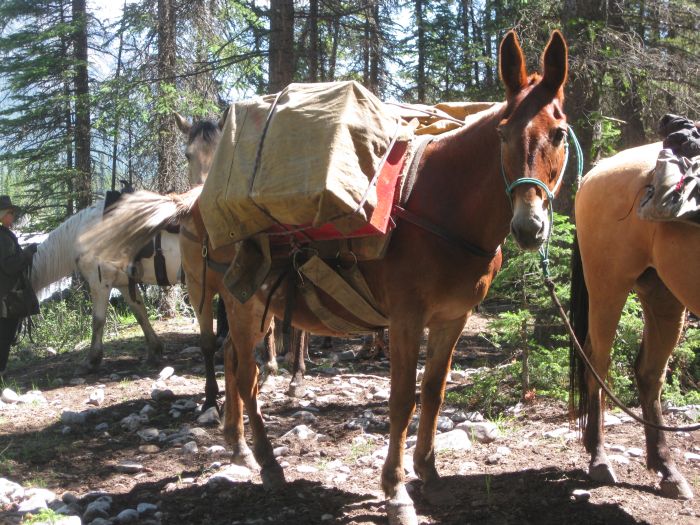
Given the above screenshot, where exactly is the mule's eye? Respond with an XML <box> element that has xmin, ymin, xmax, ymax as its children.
<box><xmin>552</xmin><ymin>127</ymin><xmax>567</xmax><ymax>146</ymax></box>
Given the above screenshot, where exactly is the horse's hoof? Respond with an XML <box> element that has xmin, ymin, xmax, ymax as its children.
<box><xmin>660</xmin><ymin>477</ymin><xmax>694</xmax><ymax>500</ymax></box>
<box><xmin>261</xmin><ymin>465</ymin><xmax>285</xmax><ymax>491</ymax></box>
<box><xmin>588</xmin><ymin>461</ymin><xmax>617</xmax><ymax>484</ymax></box>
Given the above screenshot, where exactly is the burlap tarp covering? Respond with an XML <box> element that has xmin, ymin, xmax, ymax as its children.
<box><xmin>200</xmin><ymin>81</ymin><xmax>411</xmax><ymax>249</ymax></box>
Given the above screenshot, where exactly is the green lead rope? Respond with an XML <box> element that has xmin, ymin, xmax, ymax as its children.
<box><xmin>501</xmin><ymin>126</ymin><xmax>583</xmax><ymax>278</ymax></box>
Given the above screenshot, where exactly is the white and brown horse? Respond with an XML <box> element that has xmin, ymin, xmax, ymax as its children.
<box><xmin>31</xmin><ymin>200</ymin><xmax>180</xmax><ymax>368</ymax></box>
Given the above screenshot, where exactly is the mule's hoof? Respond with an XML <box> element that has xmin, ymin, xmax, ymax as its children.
<box><xmin>588</xmin><ymin>462</ymin><xmax>617</xmax><ymax>484</ymax></box>
<box><xmin>261</xmin><ymin>466</ymin><xmax>285</xmax><ymax>491</ymax></box>
<box><xmin>287</xmin><ymin>382</ymin><xmax>306</xmax><ymax>398</ymax></box>
<box><xmin>386</xmin><ymin>499</ymin><xmax>418</xmax><ymax>525</ymax></box>
<box><xmin>232</xmin><ymin>450</ymin><xmax>259</xmax><ymax>470</ymax></box>
<box><xmin>660</xmin><ymin>477</ymin><xmax>694</xmax><ymax>500</ymax></box>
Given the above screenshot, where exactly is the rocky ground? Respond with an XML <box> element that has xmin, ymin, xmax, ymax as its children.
<box><xmin>0</xmin><ymin>315</ymin><xmax>698</xmax><ymax>525</ymax></box>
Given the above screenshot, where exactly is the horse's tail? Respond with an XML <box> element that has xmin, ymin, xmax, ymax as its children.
<box><xmin>569</xmin><ymin>233</ymin><xmax>589</xmax><ymax>431</ymax></box>
<box><xmin>80</xmin><ymin>186</ymin><xmax>202</xmax><ymax>266</ymax></box>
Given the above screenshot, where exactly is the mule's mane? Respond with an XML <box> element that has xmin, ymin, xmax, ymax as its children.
<box><xmin>31</xmin><ymin>203</ymin><xmax>103</xmax><ymax>292</ymax></box>
<box><xmin>189</xmin><ymin>120</ymin><xmax>220</xmax><ymax>145</ymax></box>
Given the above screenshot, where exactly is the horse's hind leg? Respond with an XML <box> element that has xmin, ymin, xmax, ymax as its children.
<box><xmin>582</xmin><ymin>287</ymin><xmax>631</xmax><ymax>485</ymax></box>
<box><xmin>118</xmin><ymin>285</ymin><xmax>164</xmax><ymax>365</ymax></box>
<box><xmin>635</xmin><ymin>273</ymin><xmax>693</xmax><ymax>500</ymax></box>
<box><xmin>287</xmin><ymin>328</ymin><xmax>307</xmax><ymax>398</ymax></box>
<box><xmin>414</xmin><ymin>315</ymin><xmax>468</xmax><ymax>493</ymax></box>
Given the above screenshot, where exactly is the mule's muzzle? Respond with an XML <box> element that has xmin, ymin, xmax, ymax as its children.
<box><xmin>511</xmin><ymin>215</ymin><xmax>547</xmax><ymax>250</ymax></box>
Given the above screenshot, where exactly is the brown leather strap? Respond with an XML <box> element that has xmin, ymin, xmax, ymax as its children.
<box><xmin>153</xmin><ymin>232</ymin><xmax>170</xmax><ymax>286</ymax></box>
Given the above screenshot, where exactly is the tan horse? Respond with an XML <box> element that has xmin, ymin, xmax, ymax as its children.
<box><xmin>570</xmin><ymin>141</ymin><xmax>699</xmax><ymax>500</ymax></box>
<box><xmin>83</xmin><ymin>30</ymin><xmax>570</xmax><ymax>524</ymax></box>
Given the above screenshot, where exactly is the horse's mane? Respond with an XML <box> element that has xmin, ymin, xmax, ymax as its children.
<box><xmin>31</xmin><ymin>203</ymin><xmax>103</xmax><ymax>292</ymax></box>
<box><xmin>189</xmin><ymin>120</ymin><xmax>220</xmax><ymax>145</ymax></box>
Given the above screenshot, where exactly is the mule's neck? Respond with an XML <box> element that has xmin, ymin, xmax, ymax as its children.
<box><xmin>409</xmin><ymin>104</ymin><xmax>513</xmax><ymax>256</ymax></box>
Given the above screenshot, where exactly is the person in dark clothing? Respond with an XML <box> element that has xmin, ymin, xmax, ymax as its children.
<box><xmin>0</xmin><ymin>195</ymin><xmax>38</xmax><ymax>374</ymax></box>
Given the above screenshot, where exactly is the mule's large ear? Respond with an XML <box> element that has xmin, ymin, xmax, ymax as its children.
<box><xmin>174</xmin><ymin>112</ymin><xmax>191</xmax><ymax>135</ymax></box>
<box><xmin>499</xmin><ymin>30</ymin><xmax>528</xmax><ymax>98</ymax></box>
<box><xmin>541</xmin><ymin>30</ymin><xmax>568</xmax><ymax>94</ymax></box>
<box><xmin>218</xmin><ymin>106</ymin><xmax>230</xmax><ymax>130</ymax></box>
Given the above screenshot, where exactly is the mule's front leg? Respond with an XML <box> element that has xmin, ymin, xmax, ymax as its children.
<box><xmin>222</xmin><ymin>335</ymin><xmax>257</xmax><ymax>469</ymax></box>
<box><xmin>414</xmin><ymin>315</ymin><xmax>468</xmax><ymax>487</ymax></box>
<box><xmin>382</xmin><ymin>320</ymin><xmax>423</xmax><ymax>525</ymax></box>
<box><xmin>230</xmin><ymin>304</ymin><xmax>284</xmax><ymax>490</ymax></box>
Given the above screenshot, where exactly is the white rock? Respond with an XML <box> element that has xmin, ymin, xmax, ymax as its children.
<box><xmin>282</xmin><ymin>424</ymin><xmax>315</xmax><ymax>440</ymax></box>
<box><xmin>456</xmin><ymin>421</ymin><xmax>500</xmax><ymax>444</ymax></box>
<box><xmin>608</xmin><ymin>454</ymin><xmax>630</xmax><ymax>465</ymax></box>
<box><xmin>296</xmin><ymin>464</ymin><xmax>318</xmax><ymax>473</ymax></box>
<box><xmin>137</xmin><ymin>502</ymin><xmax>158</xmax><ymax>515</ymax></box>
<box><xmin>18</xmin><ymin>390</ymin><xmax>46</xmax><ymax>404</ymax></box>
<box><xmin>151</xmin><ymin>388</ymin><xmax>175</xmax><ymax>401</ymax></box>
<box><xmin>196</xmin><ymin>406</ymin><xmax>220</xmax><ymax>426</ymax></box>
<box><xmin>140</xmin><ymin>404</ymin><xmax>156</xmax><ymax>416</ymax></box>
<box><xmin>94</xmin><ymin>422</ymin><xmax>109</xmax><ymax>432</ymax></box>
<box><xmin>158</xmin><ymin>366</ymin><xmax>175</xmax><ymax>380</ymax></box>
<box><xmin>543</xmin><ymin>427</ymin><xmax>575</xmax><ymax>439</ymax></box>
<box><xmin>24</xmin><ymin>487</ymin><xmax>57</xmax><ymax>504</ymax></box>
<box><xmin>626</xmin><ymin>447</ymin><xmax>644</xmax><ymax>458</ymax></box>
<box><xmin>115</xmin><ymin>462</ymin><xmax>145</xmax><ymax>473</ymax></box>
<box><xmin>87</xmin><ymin>389</ymin><xmax>104</xmax><ymax>406</ymax></box>
<box><xmin>17</xmin><ymin>494</ymin><xmax>48</xmax><ymax>513</ymax></box>
<box><xmin>273</xmin><ymin>446</ymin><xmax>290</xmax><ymax>457</ymax></box>
<box><xmin>571</xmin><ymin>489</ymin><xmax>591</xmax><ymax>502</ymax></box>
<box><xmin>182</xmin><ymin>441</ymin><xmax>199</xmax><ymax>455</ymax></box>
<box><xmin>83</xmin><ymin>496</ymin><xmax>112</xmax><ymax>522</ymax></box>
<box><xmin>68</xmin><ymin>377</ymin><xmax>86</xmax><ymax>385</ymax></box>
<box><xmin>1</xmin><ymin>388</ymin><xmax>19</xmax><ymax>403</ymax></box>
<box><xmin>433</xmin><ymin>429</ymin><xmax>472</xmax><ymax>452</ymax></box>
<box><xmin>684</xmin><ymin>452</ymin><xmax>700</xmax><ymax>462</ymax></box>
<box><xmin>120</xmin><ymin>413</ymin><xmax>148</xmax><ymax>431</ymax></box>
<box><xmin>116</xmin><ymin>508</ymin><xmax>140</xmax><ymax>523</ymax></box>
<box><xmin>205</xmin><ymin>445</ymin><xmax>227</xmax><ymax>456</ymax></box>
<box><xmin>496</xmin><ymin>446</ymin><xmax>511</xmax><ymax>456</ymax></box>
<box><xmin>292</xmin><ymin>410</ymin><xmax>318</xmax><ymax>423</ymax></box>
<box><xmin>61</xmin><ymin>411</ymin><xmax>87</xmax><ymax>425</ymax></box>
<box><xmin>208</xmin><ymin>464</ymin><xmax>252</xmax><ymax>485</ymax></box>
<box><xmin>137</xmin><ymin>428</ymin><xmax>160</xmax><ymax>442</ymax></box>
<box><xmin>603</xmin><ymin>413</ymin><xmax>622</xmax><ymax>426</ymax></box>
<box><xmin>0</xmin><ymin>478</ymin><xmax>24</xmax><ymax>501</ymax></box>
<box><xmin>609</xmin><ymin>444</ymin><xmax>626</xmax><ymax>453</ymax></box>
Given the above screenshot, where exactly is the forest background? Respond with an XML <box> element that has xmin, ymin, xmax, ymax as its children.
<box><xmin>0</xmin><ymin>0</ymin><xmax>698</xmax><ymax>406</ymax></box>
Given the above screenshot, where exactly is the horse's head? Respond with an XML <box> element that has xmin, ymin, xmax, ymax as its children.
<box><xmin>174</xmin><ymin>108</ymin><xmax>228</xmax><ymax>185</ymax></box>
<box><xmin>497</xmin><ymin>30</ymin><xmax>568</xmax><ymax>250</ymax></box>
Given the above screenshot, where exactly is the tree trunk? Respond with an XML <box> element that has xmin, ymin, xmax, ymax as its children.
<box><xmin>268</xmin><ymin>0</ymin><xmax>294</xmax><ymax>93</ymax></box>
<box><xmin>308</xmin><ymin>0</ymin><xmax>318</xmax><ymax>82</ymax></box>
<box><xmin>415</xmin><ymin>0</ymin><xmax>425</xmax><ymax>102</ymax></box>
<box><xmin>72</xmin><ymin>0</ymin><xmax>91</xmax><ymax>209</ymax></box>
<box><xmin>156</xmin><ymin>0</ymin><xmax>181</xmax><ymax>193</ymax></box>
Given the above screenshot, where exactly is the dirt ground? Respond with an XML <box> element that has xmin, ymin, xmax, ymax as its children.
<box><xmin>0</xmin><ymin>315</ymin><xmax>698</xmax><ymax>525</ymax></box>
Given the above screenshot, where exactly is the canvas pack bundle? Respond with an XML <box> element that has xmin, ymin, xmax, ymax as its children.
<box><xmin>200</xmin><ymin>81</ymin><xmax>411</xmax><ymax>250</ymax></box>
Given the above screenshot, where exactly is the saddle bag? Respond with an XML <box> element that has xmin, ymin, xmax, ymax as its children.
<box><xmin>638</xmin><ymin>148</ymin><xmax>700</xmax><ymax>227</ymax></box>
<box><xmin>3</xmin><ymin>270</ymin><xmax>39</xmax><ymax>319</ymax></box>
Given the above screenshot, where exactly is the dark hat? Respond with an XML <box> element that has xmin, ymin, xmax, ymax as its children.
<box><xmin>0</xmin><ymin>195</ymin><xmax>21</xmax><ymax>215</ymax></box>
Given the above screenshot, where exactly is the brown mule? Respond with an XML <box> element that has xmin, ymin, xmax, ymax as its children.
<box><xmin>82</xmin><ymin>30</ymin><xmax>570</xmax><ymax>524</ymax></box>
<box><xmin>570</xmin><ymin>141</ymin><xmax>699</xmax><ymax>500</ymax></box>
